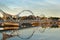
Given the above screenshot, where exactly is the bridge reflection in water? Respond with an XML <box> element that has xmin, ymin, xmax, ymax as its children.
<box><xmin>0</xmin><ymin>27</ymin><xmax>60</xmax><ymax>40</ymax></box>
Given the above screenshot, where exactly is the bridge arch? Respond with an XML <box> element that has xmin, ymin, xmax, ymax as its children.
<box><xmin>17</xmin><ymin>10</ymin><xmax>34</xmax><ymax>17</ymax></box>
<box><xmin>0</xmin><ymin>9</ymin><xmax>6</xmax><ymax>17</ymax></box>
<box><xmin>0</xmin><ymin>9</ymin><xmax>17</xmax><ymax>22</ymax></box>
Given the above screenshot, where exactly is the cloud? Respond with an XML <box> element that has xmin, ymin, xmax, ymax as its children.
<box><xmin>0</xmin><ymin>0</ymin><xmax>60</xmax><ymax>17</ymax></box>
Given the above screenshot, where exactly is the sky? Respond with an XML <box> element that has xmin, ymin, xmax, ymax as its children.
<box><xmin>0</xmin><ymin>0</ymin><xmax>60</xmax><ymax>17</ymax></box>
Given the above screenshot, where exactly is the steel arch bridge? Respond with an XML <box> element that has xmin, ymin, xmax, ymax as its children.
<box><xmin>0</xmin><ymin>9</ymin><xmax>34</xmax><ymax>21</ymax></box>
<box><xmin>16</xmin><ymin>10</ymin><xmax>34</xmax><ymax>17</ymax></box>
<box><xmin>0</xmin><ymin>9</ymin><xmax>47</xmax><ymax>40</ymax></box>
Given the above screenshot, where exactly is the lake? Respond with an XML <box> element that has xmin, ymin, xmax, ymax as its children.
<box><xmin>0</xmin><ymin>27</ymin><xmax>60</xmax><ymax>40</ymax></box>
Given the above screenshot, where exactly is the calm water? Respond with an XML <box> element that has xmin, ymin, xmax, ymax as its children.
<box><xmin>0</xmin><ymin>27</ymin><xmax>60</xmax><ymax>40</ymax></box>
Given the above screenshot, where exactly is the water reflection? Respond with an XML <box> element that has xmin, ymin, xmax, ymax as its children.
<box><xmin>0</xmin><ymin>27</ymin><xmax>60</xmax><ymax>40</ymax></box>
